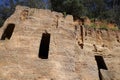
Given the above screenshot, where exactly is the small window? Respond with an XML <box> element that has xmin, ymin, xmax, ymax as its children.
<box><xmin>1</xmin><ymin>23</ymin><xmax>15</xmax><ymax>40</ymax></box>
<box><xmin>95</xmin><ymin>55</ymin><xmax>108</xmax><ymax>70</ymax></box>
<box><xmin>38</xmin><ymin>33</ymin><xmax>51</xmax><ymax>59</ymax></box>
<box><xmin>95</xmin><ymin>55</ymin><xmax>108</xmax><ymax>80</ymax></box>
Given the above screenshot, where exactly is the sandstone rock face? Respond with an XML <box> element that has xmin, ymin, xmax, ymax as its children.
<box><xmin>0</xmin><ymin>5</ymin><xmax>120</xmax><ymax>80</ymax></box>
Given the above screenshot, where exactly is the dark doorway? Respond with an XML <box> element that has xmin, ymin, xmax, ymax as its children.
<box><xmin>39</xmin><ymin>33</ymin><xmax>51</xmax><ymax>59</ymax></box>
<box><xmin>95</xmin><ymin>55</ymin><xmax>108</xmax><ymax>80</ymax></box>
<box><xmin>1</xmin><ymin>23</ymin><xmax>15</xmax><ymax>40</ymax></box>
<box><xmin>95</xmin><ymin>55</ymin><xmax>108</xmax><ymax>70</ymax></box>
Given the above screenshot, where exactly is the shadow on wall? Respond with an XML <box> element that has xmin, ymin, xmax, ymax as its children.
<box><xmin>39</xmin><ymin>33</ymin><xmax>51</xmax><ymax>59</ymax></box>
<box><xmin>1</xmin><ymin>23</ymin><xmax>15</xmax><ymax>40</ymax></box>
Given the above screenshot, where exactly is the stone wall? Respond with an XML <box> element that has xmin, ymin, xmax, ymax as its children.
<box><xmin>0</xmin><ymin>5</ymin><xmax>120</xmax><ymax>80</ymax></box>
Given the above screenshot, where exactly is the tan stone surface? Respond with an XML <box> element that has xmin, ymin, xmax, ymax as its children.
<box><xmin>0</xmin><ymin>5</ymin><xmax>120</xmax><ymax>80</ymax></box>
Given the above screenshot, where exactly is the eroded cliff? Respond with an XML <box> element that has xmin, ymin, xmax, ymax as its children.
<box><xmin>0</xmin><ymin>6</ymin><xmax>120</xmax><ymax>80</ymax></box>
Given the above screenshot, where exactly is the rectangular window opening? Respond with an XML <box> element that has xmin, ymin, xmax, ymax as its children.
<box><xmin>95</xmin><ymin>55</ymin><xmax>108</xmax><ymax>70</ymax></box>
<box><xmin>38</xmin><ymin>33</ymin><xmax>51</xmax><ymax>59</ymax></box>
<box><xmin>95</xmin><ymin>55</ymin><xmax>108</xmax><ymax>80</ymax></box>
<box><xmin>1</xmin><ymin>23</ymin><xmax>15</xmax><ymax>40</ymax></box>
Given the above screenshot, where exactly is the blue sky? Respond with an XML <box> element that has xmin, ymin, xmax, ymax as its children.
<box><xmin>0</xmin><ymin>0</ymin><xmax>11</xmax><ymax>7</ymax></box>
<box><xmin>0</xmin><ymin>0</ymin><xmax>48</xmax><ymax>7</ymax></box>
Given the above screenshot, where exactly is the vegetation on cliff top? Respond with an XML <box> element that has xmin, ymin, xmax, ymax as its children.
<box><xmin>51</xmin><ymin>0</ymin><xmax>120</xmax><ymax>29</ymax></box>
<box><xmin>0</xmin><ymin>0</ymin><xmax>120</xmax><ymax>29</ymax></box>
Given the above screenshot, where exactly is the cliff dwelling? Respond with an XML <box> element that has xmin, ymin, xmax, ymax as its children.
<box><xmin>0</xmin><ymin>6</ymin><xmax>120</xmax><ymax>80</ymax></box>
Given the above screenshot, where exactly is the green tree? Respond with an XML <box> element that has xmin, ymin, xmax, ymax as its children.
<box><xmin>51</xmin><ymin>0</ymin><xmax>87</xmax><ymax>17</ymax></box>
<box><xmin>28</xmin><ymin>0</ymin><xmax>45</xmax><ymax>8</ymax></box>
